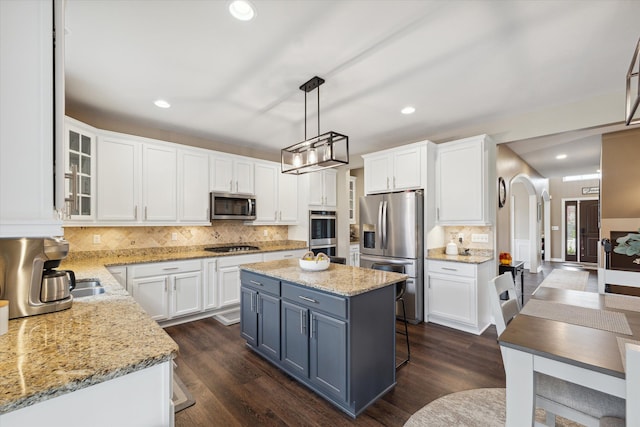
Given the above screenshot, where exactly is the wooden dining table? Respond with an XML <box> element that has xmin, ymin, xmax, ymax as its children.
<box><xmin>499</xmin><ymin>287</ymin><xmax>640</xmax><ymax>426</ymax></box>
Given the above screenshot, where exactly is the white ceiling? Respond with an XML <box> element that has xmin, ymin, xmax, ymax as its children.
<box><xmin>64</xmin><ymin>0</ymin><xmax>640</xmax><ymax>178</ymax></box>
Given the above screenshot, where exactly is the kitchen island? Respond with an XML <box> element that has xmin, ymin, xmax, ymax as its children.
<box><xmin>240</xmin><ymin>259</ymin><xmax>407</xmax><ymax>418</ymax></box>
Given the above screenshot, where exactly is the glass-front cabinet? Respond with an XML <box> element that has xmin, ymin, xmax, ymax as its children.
<box><xmin>64</xmin><ymin>119</ymin><xmax>96</xmax><ymax>220</ymax></box>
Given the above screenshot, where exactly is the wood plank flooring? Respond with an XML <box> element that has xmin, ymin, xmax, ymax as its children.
<box><xmin>166</xmin><ymin>261</ymin><xmax>592</xmax><ymax>426</ymax></box>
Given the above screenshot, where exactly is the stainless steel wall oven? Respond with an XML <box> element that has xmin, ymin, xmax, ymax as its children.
<box><xmin>309</xmin><ymin>210</ymin><xmax>336</xmax><ymax>256</ymax></box>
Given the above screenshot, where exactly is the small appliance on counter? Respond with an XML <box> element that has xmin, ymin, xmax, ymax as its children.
<box><xmin>0</xmin><ymin>237</ymin><xmax>74</xmax><ymax>319</ymax></box>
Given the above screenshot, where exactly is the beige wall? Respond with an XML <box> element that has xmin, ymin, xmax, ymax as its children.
<box><xmin>600</xmin><ymin>127</ymin><xmax>640</xmax><ymax>267</ymax></box>
<box><xmin>496</xmin><ymin>145</ymin><xmax>547</xmax><ymax>256</ymax></box>
<box><xmin>65</xmin><ymin>105</ymin><xmax>279</xmax><ymax>162</ymax></box>
<box><xmin>64</xmin><ymin>223</ymin><xmax>290</xmax><ymax>253</ymax></box>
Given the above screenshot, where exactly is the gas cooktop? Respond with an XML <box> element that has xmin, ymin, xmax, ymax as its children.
<box><xmin>204</xmin><ymin>245</ymin><xmax>260</xmax><ymax>253</ymax></box>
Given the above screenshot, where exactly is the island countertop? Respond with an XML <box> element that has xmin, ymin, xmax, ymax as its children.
<box><xmin>241</xmin><ymin>258</ymin><xmax>407</xmax><ymax>297</ymax></box>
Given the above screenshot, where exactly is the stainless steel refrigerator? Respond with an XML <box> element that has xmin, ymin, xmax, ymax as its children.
<box><xmin>359</xmin><ymin>190</ymin><xmax>424</xmax><ymax>323</ymax></box>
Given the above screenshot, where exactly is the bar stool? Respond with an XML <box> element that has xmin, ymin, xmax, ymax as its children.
<box><xmin>371</xmin><ymin>263</ymin><xmax>410</xmax><ymax>368</ymax></box>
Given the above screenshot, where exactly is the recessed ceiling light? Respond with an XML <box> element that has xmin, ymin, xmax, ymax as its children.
<box><xmin>154</xmin><ymin>99</ymin><xmax>171</xmax><ymax>109</ymax></box>
<box><xmin>229</xmin><ymin>0</ymin><xmax>255</xmax><ymax>21</ymax></box>
<box><xmin>401</xmin><ymin>106</ymin><xmax>416</xmax><ymax>115</ymax></box>
<box><xmin>555</xmin><ymin>154</ymin><xmax>567</xmax><ymax>160</ymax></box>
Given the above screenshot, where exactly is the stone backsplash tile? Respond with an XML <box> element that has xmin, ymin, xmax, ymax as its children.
<box><xmin>63</xmin><ymin>223</ymin><xmax>290</xmax><ymax>252</ymax></box>
<box><xmin>442</xmin><ymin>225</ymin><xmax>494</xmax><ymax>251</ymax></box>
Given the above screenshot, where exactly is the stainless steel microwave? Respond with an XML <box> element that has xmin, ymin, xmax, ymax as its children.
<box><xmin>210</xmin><ymin>193</ymin><xmax>256</xmax><ymax>220</ymax></box>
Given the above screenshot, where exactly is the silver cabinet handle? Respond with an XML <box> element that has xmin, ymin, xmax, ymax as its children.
<box><xmin>393</xmin><ymin>176</ymin><xmax>396</xmax><ymax>189</ymax></box>
<box><xmin>300</xmin><ymin>309</ymin><xmax>305</xmax><ymax>334</ymax></box>
<box><xmin>442</xmin><ymin>267</ymin><xmax>458</xmax><ymax>271</ymax></box>
<box><xmin>298</xmin><ymin>295</ymin><xmax>318</xmax><ymax>304</ymax></box>
<box><xmin>162</xmin><ymin>267</ymin><xmax>179</xmax><ymax>271</ymax></box>
<box><xmin>283</xmin><ymin>254</ymin><xmax>292</xmax><ymax>258</ymax></box>
<box><xmin>256</xmin><ymin>294</ymin><xmax>260</xmax><ymax>314</ymax></box>
<box><xmin>164</xmin><ymin>278</ymin><xmax>168</xmax><ymax>292</ymax></box>
<box><xmin>229</xmin><ymin>179</ymin><xmax>233</xmax><ymax>192</ymax></box>
<box><xmin>64</xmin><ymin>164</ymin><xmax>79</xmax><ymax>214</ymax></box>
<box><xmin>134</xmin><ymin>205</ymin><xmax>138</xmax><ymax>220</ymax></box>
<box><xmin>275</xmin><ymin>211</ymin><xmax>278</xmax><ymax>221</ymax></box>
<box><xmin>236</xmin><ymin>181</ymin><xmax>239</xmax><ymax>192</ymax></box>
<box><xmin>311</xmin><ymin>315</ymin><xmax>317</xmax><ymax>338</ymax></box>
<box><xmin>249</xmin><ymin>280</ymin><xmax>262</xmax><ymax>286</ymax></box>
<box><xmin>144</xmin><ymin>206</ymin><xmax>148</xmax><ymax>220</ymax></box>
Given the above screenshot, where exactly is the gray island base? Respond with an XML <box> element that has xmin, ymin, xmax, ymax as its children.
<box><xmin>240</xmin><ymin>259</ymin><xmax>407</xmax><ymax>418</ymax></box>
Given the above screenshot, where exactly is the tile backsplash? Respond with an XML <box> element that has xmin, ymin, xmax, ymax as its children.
<box><xmin>442</xmin><ymin>226</ymin><xmax>494</xmax><ymax>251</ymax></box>
<box><xmin>64</xmin><ymin>223</ymin><xmax>290</xmax><ymax>252</ymax></box>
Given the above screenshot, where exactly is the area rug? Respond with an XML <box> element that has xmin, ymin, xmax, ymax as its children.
<box><xmin>173</xmin><ymin>373</ymin><xmax>195</xmax><ymax>413</ymax></box>
<box><xmin>403</xmin><ymin>388</ymin><xmax>582</xmax><ymax>427</ymax></box>
<box><xmin>539</xmin><ymin>269</ymin><xmax>589</xmax><ymax>292</ymax></box>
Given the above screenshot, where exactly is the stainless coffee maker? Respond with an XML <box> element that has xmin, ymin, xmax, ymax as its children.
<box><xmin>0</xmin><ymin>237</ymin><xmax>74</xmax><ymax>319</ymax></box>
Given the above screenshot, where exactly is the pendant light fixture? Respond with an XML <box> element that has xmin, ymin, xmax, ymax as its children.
<box><xmin>281</xmin><ymin>76</ymin><xmax>349</xmax><ymax>174</ymax></box>
<box><xmin>625</xmin><ymin>37</ymin><xmax>640</xmax><ymax>125</ymax></box>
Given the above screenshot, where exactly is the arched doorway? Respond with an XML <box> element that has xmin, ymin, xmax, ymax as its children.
<box><xmin>509</xmin><ymin>174</ymin><xmax>541</xmax><ymax>272</ymax></box>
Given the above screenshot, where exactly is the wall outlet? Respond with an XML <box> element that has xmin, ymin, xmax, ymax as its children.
<box><xmin>93</xmin><ymin>234</ymin><xmax>101</xmax><ymax>244</ymax></box>
<box><xmin>471</xmin><ymin>233</ymin><xmax>489</xmax><ymax>243</ymax></box>
<box><xmin>551</xmin><ymin>225</ymin><xmax>559</xmax><ymax>231</ymax></box>
<box><xmin>171</xmin><ymin>232</ymin><xmax>178</xmax><ymax>241</ymax></box>
<box><xmin>263</xmin><ymin>229</ymin><xmax>268</xmax><ymax>237</ymax></box>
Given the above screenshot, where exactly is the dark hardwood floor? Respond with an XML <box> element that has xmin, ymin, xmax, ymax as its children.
<box><xmin>166</xmin><ymin>261</ymin><xmax>593</xmax><ymax>426</ymax></box>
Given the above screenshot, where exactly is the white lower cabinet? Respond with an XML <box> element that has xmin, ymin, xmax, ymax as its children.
<box><xmin>217</xmin><ymin>253</ymin><xmax>263</xmax><ymax>308</ymax></box>
<box><xmin>349</xmin><ymin>244</ymin><xmax>360</xmax><ymax>267</ymax></box>
<box><xmin>128</xmin><ymin>259</ymin><xmax>202</xmax><ymax>321</ymax></box>
<box><xmin>426</xmin><ymin>260</ymin><xmax>492</xmax><ymax>335</ymax></box>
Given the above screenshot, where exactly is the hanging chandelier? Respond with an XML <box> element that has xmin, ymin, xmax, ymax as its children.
<box><xmin>281</xmin><ymin>76</ymin><xmax>349</xmax><ymax>174</ymax></box>
<box><xmin>625</xmin><ymin>37</ymin><xmax>640</xmax><ymax>125</ymax></box>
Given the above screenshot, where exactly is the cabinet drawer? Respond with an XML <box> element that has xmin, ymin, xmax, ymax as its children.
<box><xmin>241</xmin><ymin>271</ymin><xmax>280</xmax><ymax>296</ymax></box>
<box><xmin>281</xmin><ymin>282</ymin><xmax>347</xmax><ymax>319</ymax></box>
<box><xmin>129</xmin><ymin>259</ymin><xmax>202</xmax><ymax>278</ymax></box>
<box><xmin>428</xmin><ymin>260</ymin><xmax>475</xmax><ymax>277</ymax></box>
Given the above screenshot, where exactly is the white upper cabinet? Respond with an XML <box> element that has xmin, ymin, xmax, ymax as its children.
<box><xmin>63</xmin><ymin>118</ymin><xmax>96</xmax><ymax>221</ymax></box>
<box><xmin>178</xmin><ymin>149</ymin><xmax>209</xmax><ymax>222</ymax></box>
<box><xmin>0</xmin><ymin>1</ymin><xmax>62</xmax><ymax>237</ymax></box>
<box><xmin>97</xmin><ymin>133</ymin><xmax>177</xmax><ymax>224</ymax></box>
<box><xmin>142</xmin><ymin>144</ymin><xmax>177</xmax><ymax>222</ymax></box>
<box><xmin>97</xmin><ymin>136</ymin><xmax>140</xmax><ymax>222</ymax></box>
<box><xmin>210</xmin><ymin>154</ymin><xmax>254</xmax><ymax>195</ymax></box>
<box><xmin>308</xmin><ymin>169</ymin><xmax>337</xmax><ymax>208</ymax></box>
<box><xmin>254</xmin><ymin>161</ymin><xmax>298</xmax><ymax>224</ymax></box>
<box><xmin>435</xmin><ymin>134</ymin><xmax>495</xmax><ymax>225</ymax></box>
<box><xmin>362</xmin><ymin>141</ymin><xmax>429</xmax><ymax>194</ymax></box>
<box><xmin>348</xmin><ymin>177</ymin><xmax>357</xmax><ymax>225</ymax></box>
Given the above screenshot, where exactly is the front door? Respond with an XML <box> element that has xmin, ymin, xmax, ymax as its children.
<box><xmin>579</xmin><ymin>199</ymin><xmax>599</xmax><ymax>263</ymax></box>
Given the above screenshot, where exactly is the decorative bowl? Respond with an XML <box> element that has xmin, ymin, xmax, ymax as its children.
<box><xmin>299</xmin><ymin>258</ymin><xmax>330</xmax><ymax>271</ymax></box>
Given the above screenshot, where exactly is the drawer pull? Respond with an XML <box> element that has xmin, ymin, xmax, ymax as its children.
<box><xmin>298</xmin><ymin>295</ymin><xmax>318</xmax><ymax>304</ymax></box>
<box><xmin>162</xmin><ymin>267</ymin><xmax>180</xmax><ymax>271</ymax></box>
<box><xmin>249</xmin><ymin>280</ymin><xmax>263</xmax><ymax>286</ymax></box>
<box><xmin>442</xmin><ymin>267</ymin><xmax>458</xmax><ymax>271</ymax></box>
<box><xmin>283</xmin><ymin>254</ymin><xmax>293</xmax><ymax>258</ymax></box>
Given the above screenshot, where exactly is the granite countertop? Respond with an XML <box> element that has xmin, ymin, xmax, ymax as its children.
<box><xmin>242</xmin><ymin>258</ymin><xmax>407</xmax><ymax>297</ymax></box>
<box><xmin>427</xmin><ymin>252</ymin><xmax>494</xmax><ymax>264</ymax></box>
<box><xmin>0</xmin><ymin>262</ymin><xmax>178</xmax><ymax>414</ymax></box>
<box><xmin>62</xmin><ymin>240</ymin><xmax>308</xmax><ymax>267</ymax></box>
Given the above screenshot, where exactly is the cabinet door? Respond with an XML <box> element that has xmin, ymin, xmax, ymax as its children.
<box><xmin>393</xmin><ymin>146</ymin><xmax>421</xmax><ymax>190</ymax></box>
<box><xmin>258</xmin><ymin>292</ymin><xmax>281</xmax><ymax>360</ymax></box>
<box><xmin>131</xmin><ymin>276</ymin><xmax>169</xmax><ymax>321</ymax></box>
<box><xmin>234</xmin><ymin>158</ymin><xmax>254</xmax><ymax>195</ymax></box>
<box><xmin>218</xmin><ymin>265</ymin><xmax>241</xmax><ymax>307</ymax></box>
<box><xmin>143</xmin><ymin>144</ymin><xmax>177</xmax><ymax>221</ymax></box>
<box><xmin>437</xmin><ymin>142</ymin><xmax>483</xmax><ymax>223</ymax></box>
<box><xmin>348</xmin><ymin>177</ymin><xmax>356</xmax><ymax>224</ymax></box>
<box><xmin>254</xmin><ymin>162</ymin><xmax>278</xmax><ymax>222</ymax></box>
<box><xmin>323</xmin><ymin>170</ymin><xmax>337</xmax><ymax>207</ymax></box>
<box><xmin>281</xmin><ymin>301</ymin><xmax>309</xmax><ymax>377</ymax></box>
<box><xmin>210</xmin><ymin>155</ymin><xmax>233</xmax><ymax>193</ymax></box>
<box><xmin>179</xmin><ymin>150</ymin><xmax>209</xmax><ymax>222</ymax></box>
<box><xmin>203</xmin><ymin>259</ymin><xmax>218</xmax><ymax>310</ymax></box>
<box><xmin>310</xmin><ymin>311</ymin><xmax>347</xmax><ymax>401</ymax></box>
<box><xmin>97</xmin><ymin>137</ymin><xmax>140</xmax><ymax>221</ymax></box>
<box><xmin>428</xmin><ymin>273</ymin><xmax>476</xmax><ymax>325</ymax></box>
<box><xmin>64</xmin><ymin>122</ymin><xmax>96</xmax><ymax>220</ymax></box>
<box><xmin>171</xmin><ymin>271</ymin><xmax>201</xmax><ymax>317</ymax></box>
<box><xmin>240</xmin><ymin>286</ymin><xmax>258</xmax><ymax>346</ymax></box>
<box><xmin>364</xmin><ymin>155</ymin><xmax>391</xmax><ymax>194</ymax></box>
<box><xmin>308</xmin><ymin>172</ymin><xmax>324</xmax><ymax>206</ymax></box>
<box><xmin>278</xmin><ymin>172</ymin><xmax>298</xmax><ymax>223</ymax></box>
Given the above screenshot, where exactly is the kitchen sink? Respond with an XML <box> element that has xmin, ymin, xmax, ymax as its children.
<box><xmin>71</xmin><ymin>279</ymin><xmax>105</xmax><ymax>297</ymax></box>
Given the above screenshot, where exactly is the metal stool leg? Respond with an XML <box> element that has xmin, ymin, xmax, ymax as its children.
<box><xmin>396</xmin><ymin>297</ymin><xmax>410</xmax><ymax>369</ymax></box>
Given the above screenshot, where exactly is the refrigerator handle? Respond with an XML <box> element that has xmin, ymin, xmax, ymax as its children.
<box><xmin>377</xmin><ymin>201</ymin><xmax>383</xmax><ymax>249</ymax></box>
<box><xmin>382</xmin><ymin>200</ymin><xmax>388</xmax><ymax>249</ymax></box>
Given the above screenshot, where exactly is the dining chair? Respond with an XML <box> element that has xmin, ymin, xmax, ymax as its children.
<box><xmin>371</xmin><ymin>263</ymin><xmax>410</xmax><ymax>368</ymax></box>
<box><xmin>489</xmin><ymin>274</ymin><xmax>626</xmax><ymax>427</ymax></box>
